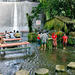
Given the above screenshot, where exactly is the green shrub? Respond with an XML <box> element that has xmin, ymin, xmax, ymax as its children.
<box><xmin>68</xmin><ymin>32</ymin><xmax>75</xmax><ymax>45</ymax></box>
<box><xmin>44</xmin><ymin>18</ymin><xmax>65</xmax><ymax>32</ymax></box>
<box><xmin>69</xmin><ymin>32</ymin><xmax>75</xmax><ymax>37</ymax></box>
<box><xmin>68</xmin><ymin>37</ymin><xmax>75</xmax><ymax>45</ymax></box>
<box><xmin>28</xmin><ymin>32</ymin><xmax>37</xmax><ymax>42</ymax></box>
<box><xmin>56</xmin><ymin>31</ymin><xmax>64</xmax><ymax>37</ymax></box>
<box><xmin>56</xmin><ymin>31</ymin><xmax>64</xmax><ymax>48</ymax></box>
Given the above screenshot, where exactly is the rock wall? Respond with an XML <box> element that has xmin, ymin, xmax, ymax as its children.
<box><xmin>0</xmin><ymin>1</ymin><xmax>38</xmax><ymax>32</ymax></box>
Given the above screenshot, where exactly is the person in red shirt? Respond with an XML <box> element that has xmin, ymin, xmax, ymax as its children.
<box><xmin>37</xmin><ymin>32</ymin><xmax>41</xmax><ymax>49</ymax></box>
<box><xmin>62</xmin><ymin>34</ymin><xmax>68</xmax><ymax>49</ymax></box>
<box><xmin>52</xmin><ymin>32</ymin><xmax>57</xmax><ymax>49</ymax></box>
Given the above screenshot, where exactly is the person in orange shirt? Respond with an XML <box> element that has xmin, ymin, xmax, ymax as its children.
<box><xmin>62</xmin><ymin>34</ymin><xmax>68</xmax><ymax>49</ymax></box>
<box><xmin>0</xmin><ymin>36</ymin><xmax>4</xmax><ymax>44</ymax></box>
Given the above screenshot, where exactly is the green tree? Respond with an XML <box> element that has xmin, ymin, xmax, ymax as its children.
<box><xmin>26</xmin><ymin>13</ymin><xmax>33</xmax><ymax>32</ymax></box>
<box><xmin>32</xmin><ymin>0</ymin><xmax>75</xmax><ymax>20</ymax></box>
<box><xmin>44</xmin><ymin>18</ymin><xmax>68</xmax><ymax>32</ymax></box>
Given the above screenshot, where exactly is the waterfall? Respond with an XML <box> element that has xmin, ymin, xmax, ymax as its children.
<box><xmin>13</xmin><ymin>2</ymin><xmax>18</xmax><ymax>31</ymax></box>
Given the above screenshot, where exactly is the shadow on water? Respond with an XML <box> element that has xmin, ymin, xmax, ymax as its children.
<box><xmin>0</xmin><ymin>42</ymin><xmax>75</xmax><ymax>75</ymax></box>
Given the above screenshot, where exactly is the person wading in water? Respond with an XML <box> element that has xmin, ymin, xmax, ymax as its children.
<box><xmin>62</xmin><ymin>34</ymin><xmax>68</xmax><ymax>49</ymax></box>
<box><xmin>52</xmin><ymin>32</ymin><xmax>57</xmax><ymax>49</ymax></box>
<box><xmin>40</xmin><ymin>31</ymin><xmax>48</xmax><ymax>51</ymax></box>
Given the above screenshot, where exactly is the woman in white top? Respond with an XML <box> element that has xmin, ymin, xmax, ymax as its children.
<box><xmin>9</xmin><ymin>31</ymin><xmax>15</xmax><ymax>38</ymax></box>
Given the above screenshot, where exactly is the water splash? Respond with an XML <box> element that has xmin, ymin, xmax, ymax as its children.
<box><xmin>13</xmin><ymin>2</ymin><xmax>18</xmax><ymax>31</ymax></box>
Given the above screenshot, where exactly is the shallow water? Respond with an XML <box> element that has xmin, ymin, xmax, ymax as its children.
<box><xmin>0</xmin><ymin>32</ymin><xmax>75</xmax><ymax>75</ymax></box>
<box><xmin>0</xmin><ymin>44</ymin><xmax>75</xmax><ymax>75</ymax></box>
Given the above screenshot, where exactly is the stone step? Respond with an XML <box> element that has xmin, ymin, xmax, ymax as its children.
<box><xmin>35</xmin><ymin>68</ymin><xmax>49</xmax><ymax>75</ymax></box>
<box><xmin>56</xmin><ymin>65</ymin><xmax>65</xmax><ymax>71</ymax></box>
<box><xmin>67</xmin><ymin>62</ymin><xmax>75</xmax><ymax>68</ymax></box>
<box><xmin>16</xmin><ymin>70</ymin><xmax>29</xmax><ymax>75</ymax></box>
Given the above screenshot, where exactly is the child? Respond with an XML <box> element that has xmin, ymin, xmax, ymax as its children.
<box><xmin>62</xmin><ymin>34</ymin><xmax>68</xmax><ymax>49</ymax></box>
<box><xmin>52</xmin><ymin>32</ymin><xmax>57</xmax><ymax>49</ymax></box>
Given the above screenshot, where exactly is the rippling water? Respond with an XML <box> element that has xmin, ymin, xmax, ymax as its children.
<box><xmin>0</xmin><ymin>44</ymin><xmax>75</xmax><ymax>75</ymax></box>
<box><xmin>0</xmin><ymin>33</ymin><xmax>75</xmax><ymax>75</ymax></box>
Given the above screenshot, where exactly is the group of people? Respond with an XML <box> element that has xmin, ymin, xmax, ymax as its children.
<box><xmin>51</xmin><ymin>32</ymin><xmax>68</xmax><ymax>50</ymax></box>
<box><xmin>0</xmin><ymin>30</ymin><xmax>21</xmax><ymax>45</ymax></box>
<box><xmin>37</xmin><ymin>31</ymin><xmax>68</xmax><ymax>50</ymax></box>
<box><xmin>5</xmin><ymin>30</ymin><xmax>21</xmax><ymax>39</ymax></box>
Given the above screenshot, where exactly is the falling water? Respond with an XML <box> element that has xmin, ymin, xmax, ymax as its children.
<box><xmin>13</xmin><ymin>2</ymin><xmax>18</xmax><ymax>31</ymax></box>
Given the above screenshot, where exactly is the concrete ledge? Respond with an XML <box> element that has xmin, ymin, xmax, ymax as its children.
<box><xmin>0</xmin><ymin>74</ymin><xmax>2</xmax><ymax>75</ymax></box>
<box><xmin>56</xmin><ymin>65</ymin><xmax>65</xmax><ymax>71</ymax></box>
<box><xmin>16</xmin><ymin>70</ymin><xmax>29</xmax><ymax>75</ymax></box>
<box><xmin>35</xmin><ymin>68</ymin><xmax>49</xmax><ymax>75</ymax></box>
<box><xmin>67</xmin><ymin>62</ymin><xmax>75</xmax><ymax>68</ymax></box>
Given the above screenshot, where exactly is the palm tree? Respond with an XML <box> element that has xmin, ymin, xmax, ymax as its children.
<box><xmin>45</xmin><ymin>17</ymin><xmax>68</xmax><ymax>32</ymax></box>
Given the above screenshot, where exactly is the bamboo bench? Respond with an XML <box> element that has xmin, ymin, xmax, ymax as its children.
<box><xmin>0</xmin><ymin>42</ymin><xmax>30</xmax><ymax>52</ymax></box>
<box><xmin>0</xmin><ymin>42</ymin><xmax>29</xmax><ymax>48</ymax></box>
<box><xmin>4</xmin><ymin>38</ymin><xmax>21</xmax><ymax>41</ymax></box>
<box><xmin>4</xmin><ymin>38</ymin><xmax>22</xmax><ymax>43</ymax></box>
<box><xmin>0</xmin><ymin>42</ymin><xmax>31</xmax><ymax>56</ymax></box>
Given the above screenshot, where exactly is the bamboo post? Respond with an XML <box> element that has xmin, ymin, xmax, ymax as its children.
<box><xmin>35</xmin><ymin>68</ymin><xmax>49</xmax><ymax>75</ymax></box>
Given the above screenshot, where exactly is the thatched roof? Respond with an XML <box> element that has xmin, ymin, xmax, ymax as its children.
<box><xmin>55</xmin><ymin>16</ymin><xmax>75</xmax><ymax>24</ymax></box>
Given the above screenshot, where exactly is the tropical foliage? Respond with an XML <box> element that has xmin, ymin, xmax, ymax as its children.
<box><xmin>44</xmin><ymin>18</ymin><xmax>68</xmax><ymax>32</ymax></box>
<box><xmin>32</xmin><ymin>0</ymin><xmax>75</xmax><ymax>21</ymax></box>
<box><xmin>69</xmin><ymin>32</ymin><xmax>75</xmax><ymax>37</ymax></box>
<box><xmin>68</xmin><ymin>37</ymin><xmax>75</xmax><ymax>45</ymax></box>
<box><xmin>28</xmin><ymin>32</ymin><xmax>37</xmax><ymax>42</ymax></box>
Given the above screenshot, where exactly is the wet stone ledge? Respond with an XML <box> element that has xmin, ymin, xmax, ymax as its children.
<box><xmin>35</xmin><ymin>68</ymin><xmax>49</xmax><ymax>75</ymax></box>
<box><xmin>67</xmin><ymin>62</ymin><xmax>75</xmax><ymax>69</ymax></box>
<box><xmin>56</xmin><ymin>65</ymin><xmax>65</xmax><ymax>72</ymax></box>
<box><xmin>16</xmin><ymin>69</ymin><xmax>29</xmax><ymax>75</ymax></box>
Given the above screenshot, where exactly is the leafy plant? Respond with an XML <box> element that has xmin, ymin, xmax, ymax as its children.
<box><xmin>44</xmin><ymin>18</ymin><xmax>67</xmax><ymax>32</ymax></box>
<box><xmin>68</xmin><ymin>32</ymin><xmax>75</xmax><ymax>45</ymax></box>
<box><xmin>69</xmin><ymin>32</ymin><xmax>75</xmax><ymax>37</ymax></box>
<box><xmin>28</xmin><ymin>33</ymin><xmax>37</xmax><ymax>42</ymax></box>
<box><xmin>32</xmin><ymin>0</ymin><xmax>75</xmax><ymax>20</ymax></box>
<box><xmin>56</xmin><ymin>31</ymin><xmax>64</xmax><ymax>48</ymax></box>
<box><xmin>68</xmin><ymin>37</ymin><xmax>75</xmax><ymax>45</ymax></box>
